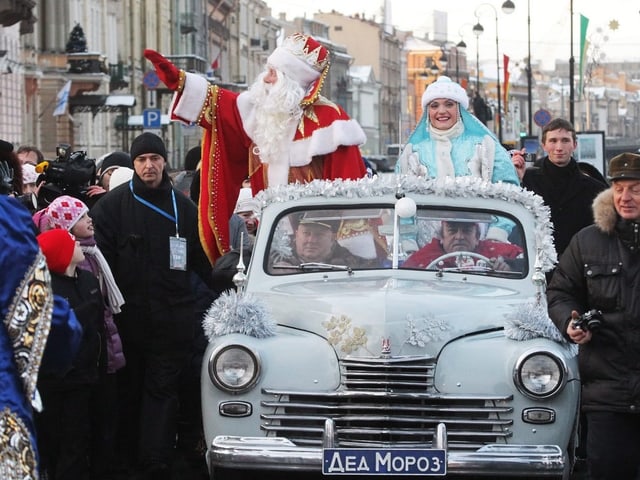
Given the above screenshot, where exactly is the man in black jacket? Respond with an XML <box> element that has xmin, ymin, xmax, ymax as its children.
<box><xmin>547</xmin><ymin>152</ymin><xmax>640</xmax><ymax>480</ymax></box>
<box><xmin>512</xmin><ymin>118</ymin><xmax>607</xmax><ymax>259</ymax></box>
<box><xmin>91</xmin><ymin>132</ymin><xmax>213</xmax><ymax>479</ymax></box>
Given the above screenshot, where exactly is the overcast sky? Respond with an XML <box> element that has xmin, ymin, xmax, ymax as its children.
<box><xmin>266</xmin><ymin>0</ymin><xmax>639</xmax><ymax>70</ymax></box>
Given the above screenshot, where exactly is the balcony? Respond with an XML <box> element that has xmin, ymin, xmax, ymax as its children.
<box><xmin>67</xmin><ymin>52</ymin><xmax>108</xmax><ymax>74</ymax></box>
<box><xmin>165</xmin><ymin>54</ymin><xmax>207</xmax><ymax>74</ymax></box>
<box><xmin>180</xmin><ymin>12</ymin><xmax>197</xmax><ymax>34</ymax></box>
<box><xmin>108</xmin><ymin>62</ymin><xmax>129</xmax><ymax>91</ymax></box>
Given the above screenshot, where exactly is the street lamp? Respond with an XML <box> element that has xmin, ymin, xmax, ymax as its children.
<box><xmin>457</xmin><ymin>23</ymin><xmax>474</xmax><ymax>88</ymax></box>
<box><xmin>509</xmin><ymin>1</ymin><xmax>533</xmax><ymax>135</ymax></box>
<box><xmin>438</xmin><ymin>46</ymin><xmax>448</xmax><ymax>77</ymax></box>
<box><xmin>569</xmin><ymin>0</ymin><xmax>575</xmax><ymax>124</ymax></box>
<box><xmin>472</xmin><ymin>23</ymin><xmax>482</xmax><ymax>93</ymax></box>
<box><xmin>473</xmin><ymin>1</ymin><xmax>515</xmax><ymax>143</ymax></box>
<box><xmin>454</xmin><ymin>40</ymin><xmax>466</xmax><ymax>83</ymax></box>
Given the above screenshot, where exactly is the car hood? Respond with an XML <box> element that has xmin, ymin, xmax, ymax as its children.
<box><xmin>257</xmin><ymin>274</ymin><xmax>524</xmax><ymax>358</ymax></box>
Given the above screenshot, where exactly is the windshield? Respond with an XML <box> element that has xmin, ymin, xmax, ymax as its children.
<box><xmin>266</xmin><ymin>206</ymin><xmax>527</xmax><ymax>277</ymax></box>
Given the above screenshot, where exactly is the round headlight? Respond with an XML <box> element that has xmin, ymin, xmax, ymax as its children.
<box><xmin>514</xmin><ymin>352</ymin><xmax>566</xmax><ymax>399</ymax></box>
<box><xmin>208</xmin><ymin>345</ymin><xmax>260</xmax><ymax>393</ymax></box>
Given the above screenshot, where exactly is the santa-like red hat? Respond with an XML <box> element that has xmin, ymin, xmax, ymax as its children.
<box><xmin>266</xmin><ymin>32</ymin><xmax>330</xmax><ymax>106</ymax></box>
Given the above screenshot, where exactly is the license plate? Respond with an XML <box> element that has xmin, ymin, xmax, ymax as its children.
<box><xmin>323</xmin><ymin>448</ymin><xmax>446</xmax><ymax>476</ymax></box>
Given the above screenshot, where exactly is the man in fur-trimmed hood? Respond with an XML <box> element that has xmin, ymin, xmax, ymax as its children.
<box><xmin>547</xmin><ymin>152</ymin><xmax>640</xmax><ymax>479</ymax></box>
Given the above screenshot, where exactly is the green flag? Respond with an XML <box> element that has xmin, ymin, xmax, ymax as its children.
<box><xmin>578</xmin><ymin>15</ymin><xmax>589</xmax><ymax>98</ymax></box>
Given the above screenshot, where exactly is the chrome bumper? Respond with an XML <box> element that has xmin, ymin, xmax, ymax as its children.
<box><xmin>207</xmin><ymin>422</ymin><xmax>567</xmax><ymax>477</ymax></box>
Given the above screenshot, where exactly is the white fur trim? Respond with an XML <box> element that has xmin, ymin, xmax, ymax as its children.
<box><xmin>267</xmin><ymin>158</ymin><xmax>290</xmax><ymax>187</ymax></box>
<box><xmin>485</xmin><ymin>226</ymin><xmax>509</xmax><ymax>243</ymax></box>
<box><xmin>170</xmin><ymin>72</ymin><xmax>209</xmax><ymax>123</ymax></box>
<box><xmin>236</xmin><ymin>91</ymin><xmax>256</xmax><ymax>135</ymax></box>
<box><xmin>287</xmin><ymin>118</ymin><xmax>366</xmax><ymax>167</ymax></box>
<box><xmin>422</xmin><ymin>76</ymin><xmax>469</xmax><ymax>109</ymax></box>
<box><xmin>267</xmin><ymin>47</ymin><xmax>320</xmax><ymax>89</ymax></box>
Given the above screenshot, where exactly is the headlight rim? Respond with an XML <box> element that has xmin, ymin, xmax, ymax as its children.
<box><xmin>513</xmin><ymin>350</ymin><xmax>567</xmax><ymax>400</ymax></box>
<box><xmin>208</xmin><ymin>344</ymin><xmax>261</xmax><ymax>394</ymax></box>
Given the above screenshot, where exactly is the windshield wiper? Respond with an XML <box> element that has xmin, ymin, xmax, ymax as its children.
<box><xmin>272</xmin><ymin>262</ymin><xmax>352</xmax><ymax>272</ymax></box>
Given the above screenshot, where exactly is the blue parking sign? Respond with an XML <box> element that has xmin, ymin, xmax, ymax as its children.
<box><xmin>143</xmin><ymin>109</ymin><xmax>162</xmax><ymax>129</ymax></box>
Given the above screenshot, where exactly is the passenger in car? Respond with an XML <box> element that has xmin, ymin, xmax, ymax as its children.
<box><xmin>270</xmin><ymin>216</ymin><xmax>378</xmax><ymax>272</ymax></box>
<box><xmin>402</xmin><ymin>220</ymin><xmax>523</xmax><ymax>271</ymax></box>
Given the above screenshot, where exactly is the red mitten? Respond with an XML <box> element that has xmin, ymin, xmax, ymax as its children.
<box><xmin>144</xmin><ymin>49</ymin><xmax>182</xmax><ymax>91</ymax></box>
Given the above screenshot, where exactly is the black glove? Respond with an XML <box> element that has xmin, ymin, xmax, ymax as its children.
<box><xmin>0</xmin><ymin>160</ymin><xmax>13</xmax><ymax>195</ymax></box>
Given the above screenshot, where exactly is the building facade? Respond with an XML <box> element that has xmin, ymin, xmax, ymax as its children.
<box><xmin>2</xmin><ymin>2</ymin><xmax>640</xmax><ymax>165</ymax></box>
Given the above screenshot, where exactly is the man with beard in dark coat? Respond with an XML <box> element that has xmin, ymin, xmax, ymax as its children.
<box><xmin>512</xmin><ymin>118</ymin><xmax>607</xmax><ymax>260</ymax></box>
<box><xmin>547</xmin><ymin>152</ymin><xmax>640</xmax><ymax>480</ymax></box>
<box><xmin>90</xmin><ymin>132</ymin><xmax>213</xmax><ymax>479</ymax></box>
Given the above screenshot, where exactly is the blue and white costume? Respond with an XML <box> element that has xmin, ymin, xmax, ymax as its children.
<box><xmin>397</xmin><ymin>76</ymin><xmax>519</xmax><ymax>186</ymax></box>
<box><xmin>397</xmin><ymin>77</ymin><xmax>519</xmax><ymax>241</ymax></box>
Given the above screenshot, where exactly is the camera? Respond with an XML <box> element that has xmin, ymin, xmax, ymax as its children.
<box><xmin>571</xmin><ymin>309</ymin><xmax>604</xmax><ymax>332</ymax></box>
<box><xmin>508</xmin><ymin>150</ymin><xmax>537</xmax><ymax>166</ymax></box>
<box><xmin>37</xmin><ymin>143</ymin><xmax>96</xmax><ymax>206</ymax></box>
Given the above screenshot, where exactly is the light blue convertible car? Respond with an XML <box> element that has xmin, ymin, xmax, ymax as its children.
<box><xmin>200</xmin><ymin>175</ymin><xmax>580</xmax><ymax>479</ymax></box>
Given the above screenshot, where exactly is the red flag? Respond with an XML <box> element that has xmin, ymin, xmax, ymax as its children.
<box><xmin>503</xmin><ymin>55</ymin><xmax>510</xmax><ymax>112</ymax></box>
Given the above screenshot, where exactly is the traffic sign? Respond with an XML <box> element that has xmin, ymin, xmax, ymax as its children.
<box><xmin>143</xmin><ymin>70</ymin><xmax>160</xmax><ymax>89</ymax></box>
<box><xmin>143</xmin><ymin>108</ymin><xmax>162</xmax><ymax>128</ymax></box>
<box><xmin>533</xmin><ymin>109</ymin><xmax>552</xmax><ymax>127</ymax></box>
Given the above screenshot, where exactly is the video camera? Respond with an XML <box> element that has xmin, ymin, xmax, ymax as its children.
<box><xmin>571</xmin><ymin>309</ymin><xmax>604</xmax><ymax>332</ymax></box>
<box><xmin>36</xmin><ymin>143</ymin><xmax>96</xmax><ymax>206</ymax></box>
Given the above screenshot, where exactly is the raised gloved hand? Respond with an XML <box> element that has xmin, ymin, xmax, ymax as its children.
<box><xmin>468</xmin><ymin>136</ymin><xmax>495</xmax><ymax>182</ymax></box>
<box><xmin>479</xmin><ymin>135</ymin><xmax>495</xmax><ymax>182</ymax></box>
<box><xmin>0</xmin><ymin>160</ymin><xmax>13</xmax><ymax>195</ymax></box>
<box><xmin>398</xmin><ymin>144</ymin><xmax>428</xmax><ymax>177</ymax></box>
<box><xmin>143</xmin><ymin>49</ymin><xmax>183</xmax><ymax>91</ymax></box>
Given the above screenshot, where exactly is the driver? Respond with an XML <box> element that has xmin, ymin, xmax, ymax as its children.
<box><xmin>270</xmin><ymin>216</ymin><xmax>377</xmax><ymax>271</ymax></box>
<box><xmin>402</xmin><ymin>220</ymin><xmax>523</xmax><ymax>270</ymax></box>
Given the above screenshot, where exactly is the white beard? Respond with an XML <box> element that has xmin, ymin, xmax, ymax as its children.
<box><xmin>245</xmin><ymin>70</ymin><xmax>305</xmax><ymax>186</ymax></box>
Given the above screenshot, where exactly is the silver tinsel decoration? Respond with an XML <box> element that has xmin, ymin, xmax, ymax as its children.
<box><xmin>256</xmin><ymin>175</ymin><xmax>557</xmax><ymax>271</ymax></box>
<box><xmin>202</xmin><ymin>290</ymin><xmax>276</xmax><ymax>340</ymax></box>
<box><xmin>270</xmin><ymin>224</ymin><xmax>293</xmax><ymax>263</ymax></box>
<box><xmin>253</xmin><ymin>175</ymin><xmax>563</xmax><ymax>345</ymax></box>
<box><xmin>503</xmin><ymin>297</ymin><xmax>567</xmax><ymax>344</ymax></box>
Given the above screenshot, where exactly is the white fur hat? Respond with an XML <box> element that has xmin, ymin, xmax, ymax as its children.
<box><xmin>266</xmin><ymin>33</ymin><xmax>330</xmax><ymax>106</ymax></box>
<box><xmin>267</xmin><ymin>33</ymin><xmax>329</xmax><ymax>89</ymax></box>
<box><xmin>421</xmin><ymin>76</ymin><xmax>469</xmax><ymax>110</ymax></box>
<box><xmin>22</xmin><ymin>163</ymin><xmax>38</xmax><ymax>184</ymax></box>
<box><xmin>109</xmin><ymin>167</ymin><xmax>134</xmax><ymax>190</ymax></box>
<box><xmin>234</xmin><ymin>187</ymin><xmax>261</xmax><ymax>215</ymax></box>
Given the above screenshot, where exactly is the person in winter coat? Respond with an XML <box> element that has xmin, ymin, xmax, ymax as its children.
<box><xmin>547</xmin><ymin>152</ymin><xmax>640</xmax><ymax>480</ymax></box>
<box><xmin>47</xmin><ymin>194</ymin><xmax>126</xmax><ymax>478</ymax></box>
<box><xmin>512</xmin><ymin>117</ymin><xmax>607</xmax><ymax>258</ymax></box>
<box><xmin>90</xmin><ymin>132</ymin><xmax>214</xmax><ymax>479</ymax></box>
<box><xmin>36</xmin><ymin>228</ymin><xmax>105</xmax><ymax>480</ymax></box>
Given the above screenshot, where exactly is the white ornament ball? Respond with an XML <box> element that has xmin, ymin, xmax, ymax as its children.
<box><xmin>395</xmin><ymin>197</ymin><xmax>417</xmax><ymax>218</ymax></box>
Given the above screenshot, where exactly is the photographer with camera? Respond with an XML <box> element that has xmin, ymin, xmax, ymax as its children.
<box><xmin>547</xmin><ymin>152</ymin><xmax>640</xmax><ymax>480</ymax></box>
<box><xmin>35</xmin><ymin>143</ymin><xmax>97</xmax><ymax>209</ymax></box>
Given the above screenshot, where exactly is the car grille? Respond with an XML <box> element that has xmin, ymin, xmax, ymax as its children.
<box><xmin>261</xmin><ymin>356</ymin><xmax>514</xmax><ymax>449</ymax></box>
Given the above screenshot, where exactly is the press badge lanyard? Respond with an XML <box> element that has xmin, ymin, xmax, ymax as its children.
<box><xmin>129</xmin><ymin>180</ymin><xmax>187</xmax><ymax>270</ymax></box>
